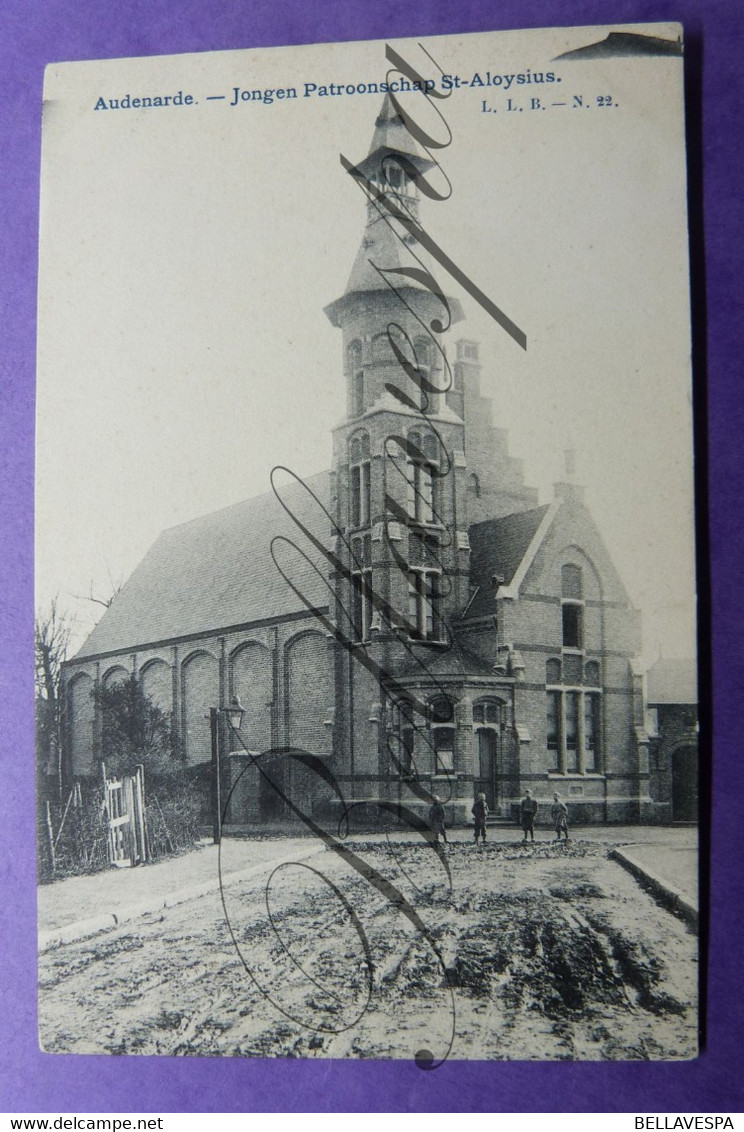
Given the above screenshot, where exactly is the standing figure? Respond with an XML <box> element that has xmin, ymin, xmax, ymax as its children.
<box><xmin>551</xmin><ymin>792</ymin><xmax>569</xmax><ymax>841</ymax></box>
<box><xmin>520</xmin><ymin>790</ymin><xmax>538</xmax><ymax>841</ymax></box>
<box><xmin>429</xmin><ymin>796</ymin><xmax>447</xmax><ymax>845</ymax></box>
<box><xmin>472</xmin><ymin>792</ymin><xmax>488</xmax><ymax>843</ymax></box>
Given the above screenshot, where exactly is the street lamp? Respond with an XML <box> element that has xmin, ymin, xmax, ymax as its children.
<box><xmin>210</xmin><ymin>696</ymin><xmax>245</xmax><ymax>845</ymax></box>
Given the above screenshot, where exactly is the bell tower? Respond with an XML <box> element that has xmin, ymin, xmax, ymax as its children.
<box><xmin>324</xmin><ymin>95</ymin><xmax>475</xmax><ymax>807</ymax></box>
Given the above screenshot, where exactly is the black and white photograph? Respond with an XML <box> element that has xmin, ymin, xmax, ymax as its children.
<box><xmin>35</xmin><ymin>23</ymin><xmax>698</xmax><ymax>1063</ymax></box>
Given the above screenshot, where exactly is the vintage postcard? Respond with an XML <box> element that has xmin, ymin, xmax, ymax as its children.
<box><xmin>36</xmin><ymin>23</ymin><xmax>698</xmax><ymax>1062</ymax></box>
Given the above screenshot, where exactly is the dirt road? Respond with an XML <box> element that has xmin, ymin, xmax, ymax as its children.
<box><xmin>38</xmin><ymin>838</ymin><xmax>697</xmax><ymax>1061</ymax></box>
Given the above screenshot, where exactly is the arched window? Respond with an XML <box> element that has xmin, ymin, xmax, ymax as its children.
<box><xmin>473</xmin><ymin>700</ymin><xmax>501</xmax><ymax>726</ymax></box>
<box><xmin>585</xmin><ymin>660</ymin><xmax>601</xmax><ymax>686</ymax></box>
<box><xmin>562</xmin><ymin>564</ymin><xmax>583</xmax><ymax>599</ymax></box>
<box><xmin>372</xmin><ymin>332</ymin><xmax>393</xmax><ymax>363</ymax></box>
<box><xmin>546</xmin><ymin>658</ymin><xmax>562</xmax><ymax>685</ymax></box>
<box><xmin>349</xmin><ymin>431</ymin><xmax>371</xmax><ymax>529</ymax></box>
<box><xmin>467</xmin><ymin>472</ymin><xmax>481</xmax><ymax>498</ymax></box>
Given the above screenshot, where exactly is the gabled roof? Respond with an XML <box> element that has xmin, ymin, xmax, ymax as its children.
<box><xmin>646</xmin><ymin>657</ymin><xmax>698</xmax><ymax>705</ymax></box>
<box><xmin>465</xmin><ymin>505</ymin><xmax>552</xmax><ymax>619</ymax></box>
<box><xmin>74</xmin><ymin>472</ymin><xmax>331</xmax><ymax>660</ymax></box>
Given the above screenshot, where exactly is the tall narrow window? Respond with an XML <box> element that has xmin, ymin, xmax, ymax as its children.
<box><xmin>406</xmin><ymin>431</ymin><xmax>439</xmax><ymax>525</ymax></box>
<box><xmin>430</xmin><ymin>696</ymin><xmax>455</xmax><ymax>776</ymax></box>
<box><xmin>467</xmin><ymin>472</ymin><xmax>481</xmax><ymax>499</ymax></box>
<box><xmin>565</xmin><ymin>691</ymin><xmax>579</xmax><ymax>773</ymax></box>
<box><xmin>562</xmin><ymin>603</ymin><xmax>582</xmax><ymax>649</ymax></box>
<box><xmin>351</xmin><ymin>534</ymin><xmax>372</xmax><ymax>642</ymax></box>
<box><xmin>546</xmin><ymin>690</ymin><xmax>561</xmax><ymax>773</ymax></box>
<box><xmin>348</xmin><ymin>340</ymin><xmax>364</xmax><ymax>417</ymax></box>
<box><xmin>407</xmin><ymin>532</ymin><xmax>441</xmax><ymax>641</ymax></box>
<box><xmin>349</xmin><ymin>432</ymin><xmax>371</xmax><ymax>530</ymax></box>
<box><xmin>584</xmin><ymin>693</ymin><xmax>599</xmax><ymax>773</ymax></box>
<box><xmin>561</xmin><ymin>563</ymin><xmax>584</xmax><ymax>649</ymax></box>
<box><xmin>414</xmin><ymin>337</ymin><xmax>434</xmax><ymax>412</ymax></box>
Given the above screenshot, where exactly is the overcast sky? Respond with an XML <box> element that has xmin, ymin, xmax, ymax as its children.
<box><xmin>36</xmin><ymin>24</ymin><xmax>696</xmax><ymax>663</ymax></box>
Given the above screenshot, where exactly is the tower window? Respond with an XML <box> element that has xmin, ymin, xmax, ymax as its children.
<box><xmin>406</xmin><ymin>529</ymin><xmax>441</xmax><ymax>641</ymax></box>
<box><xmin>413</xmin><ymin>337</ymin><xmax>435</xmax><ymax>412</ymax></box>
<box><xmin>349</xmin><ymin>432</ymin><xmax>371</xmax><ymax>530</ymax></box>
<box><xmin>408</xmin><ymin>571</ymin><xmax>441</xmax><ymax>641</ymax></box>
<box><xmin>353</xmin><ymin>371</ymin><xmax>364</xmax><ymax>417</ymax></box>
<box><xmin>348</xmin><ymin>339</ymin><xmax>364</xmax><ymax>417</ymax></box>
<box><xmin>406</xmin><ymin>431</ymin><xmax>439</xmax><ymax>525</ymax></box>
<box><xmin>351</xmin><ymin>534</ymin><xmax>373</xmax><ymax>642</ymax></box>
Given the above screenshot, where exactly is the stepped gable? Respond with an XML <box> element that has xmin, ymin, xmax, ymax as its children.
<box><xmin>75</xmin><ymin>471</ymin><xmax>331</xmax><ymax>659</ymax></box>
<box><xmin>465</xmin><ymin>504</ymin><xmax>551</xmax><ymax>619</ymax></box>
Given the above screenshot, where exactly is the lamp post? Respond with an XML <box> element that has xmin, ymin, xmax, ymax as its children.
<box><xmin>210</xmin><ymin>696</ymin><xmax>245</xmax><ymax>845</ymax></box>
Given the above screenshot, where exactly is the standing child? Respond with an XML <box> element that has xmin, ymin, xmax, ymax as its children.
<box><xmin>429</xmin><ymin>796</ymin><xmax>447</xmax><ymax>845</ymax></box>
<box><xmin>520</xmin><ymin>790</ymin><xmax>538</xmax><ymax>841</ymax></box>
<box><xmin>551</xmin><ymin>793</ymin><xmax>569</xmax><ymax>841</ymax></box>
<box><xmin>472</xmin><ymin>792</ymin><xmax>488</xmax><ymax>843</ymax></box>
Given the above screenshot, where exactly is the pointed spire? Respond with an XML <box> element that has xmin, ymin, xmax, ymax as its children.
<box><xmin>355</xmin><ymin>93</ymin><xmax>435</xmax><ymax>180</ymax></box>
<box><xmin>324</xmin><ymin>94</ymin><xmax>464</xmax><ymax>328</ymax></box>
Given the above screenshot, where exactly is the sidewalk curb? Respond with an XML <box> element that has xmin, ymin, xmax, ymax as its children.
<box><xmin>38</xmin><ymin>844</ymin><xmax>325</xmax><ymax>953</ymax></box>
<box><xmin>611</xmin><ymin>847</ymin><xmax>698</xmax><ymax>931</ymax></box>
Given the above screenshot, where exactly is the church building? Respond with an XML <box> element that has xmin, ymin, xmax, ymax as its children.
<box><xmin>61</xmin><ymin>96</ymin><xmax>658</xmax><ymax>827</ymax></box>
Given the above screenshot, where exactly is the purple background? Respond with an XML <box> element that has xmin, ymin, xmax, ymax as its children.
<box><xmin>2</xmin><ymin>0</ymin><xmax>741</xmax><ymax>1113</ymax></box>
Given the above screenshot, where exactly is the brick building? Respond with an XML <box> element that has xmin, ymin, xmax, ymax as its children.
<box><xmin>61</xmin><ymin>96</ymin><xmax>673</xmax><ymax>827</ymax></box>
<box><xmin>646</xmin><ymin>658</ymin><xmax>699</xmax><ymax>823</ymax></box>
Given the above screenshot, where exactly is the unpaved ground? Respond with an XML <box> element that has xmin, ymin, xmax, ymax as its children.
<box><xmin>38</xmin><ymin>838</ymin><xmax>697</xmax><ymax>1061</ymax></box>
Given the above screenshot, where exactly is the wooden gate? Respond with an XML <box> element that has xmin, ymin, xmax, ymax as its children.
<box><xmin>102</xmin><ymin>762</ymin><xmax>149</xmax><ymax>867</ymax></box>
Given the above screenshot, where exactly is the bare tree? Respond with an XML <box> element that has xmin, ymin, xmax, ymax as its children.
<box><xmin>35</xmin><ymin>596</ymin><xmax>73</xmax><ymax>800</ymax></box>
<box><xmin>72</xmin><ymin>566</ymin><xmax>123</xmax><ymax>610</ymax></box>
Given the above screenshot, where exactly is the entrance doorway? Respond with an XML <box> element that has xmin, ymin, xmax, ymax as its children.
<box><xmin>476</xmin><ymin>728</ymin><xmax>499</xmax><ymax>812</ymax></box>
<box><xmin>672</xmin><ymin>745</ymin><xmax>698</xmax><ymax>823</ymax></box>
